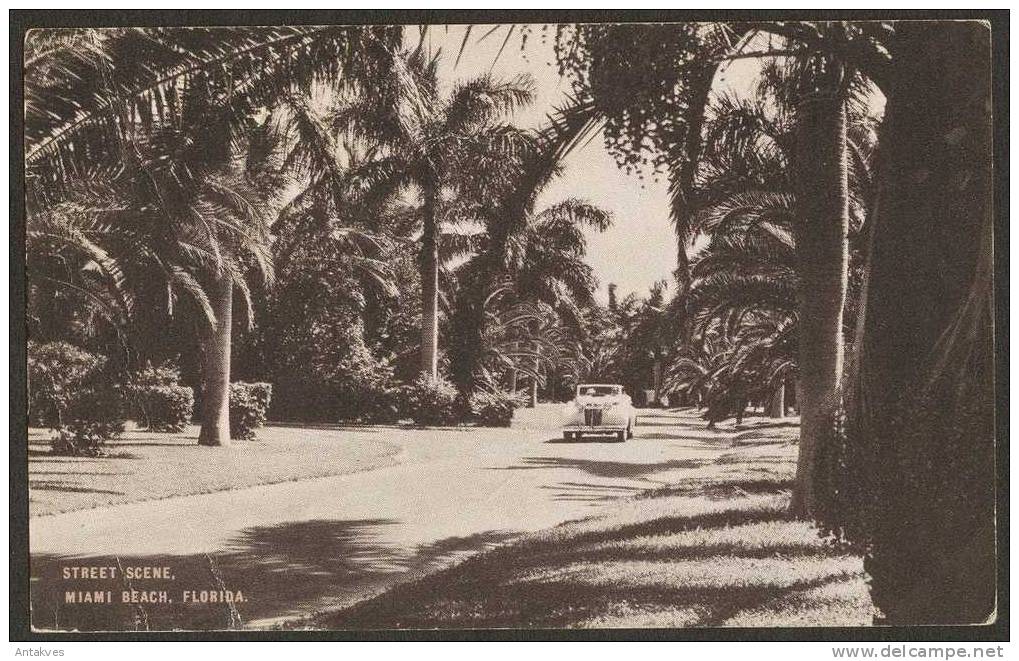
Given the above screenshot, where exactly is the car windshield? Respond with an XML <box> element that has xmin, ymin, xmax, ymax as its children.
<box><xmin>578</xmin><ymin>386</ymin><xmax>620</xmax><ymax>397</ymax></box>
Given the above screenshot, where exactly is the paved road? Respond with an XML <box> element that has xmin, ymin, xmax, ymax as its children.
<box><xmin>30</xmin><ymin>408</ymin><xmax>730</xmax><ymax>631</ymax></box>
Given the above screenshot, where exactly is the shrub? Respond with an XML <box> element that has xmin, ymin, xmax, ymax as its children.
<box><xmin>229</xmin><ymin>382</ymin><xmax>272</xmax><ymax>440</ymax></box>
<box><xmin>400</xmin><ymin>375</ymin><xmax>462</xmax><ymax>427</ymax></box>
<box><xmin>356</xmin><ymin>386</ymin><xmax>402</xmax><ymax>424</ymax></box>
<box><xmin>470</xmin><ymin>389</ymin><xmax>526</xmax><ymax>427</ymax></box>
<box><xmin>27</xmin><ymin>342</ymin><xmax>126</xmax><ymax>455</ymax></box>
<box><xmin>127</xmin><ymin>363</ymin><xmax>194</xmax><ymax>432</ymax></box>
<box><xmin>28</xmin><ymin>341</ymin><xmax>104</xmax><ymax>428</ymax></box>
<box><xmin>257</xmin><ymin>308</ymin><xmax>400</xmax><ymax>424</ymax></box>
<box><xmin>51</xmin><ymin>383</ymin><xmax>126</xmax><ymax>456</ymax></box>
<box><xmin>328</xmin><ymin>352</ymin><xmax>399</xmax><ymax>423</ymax></box>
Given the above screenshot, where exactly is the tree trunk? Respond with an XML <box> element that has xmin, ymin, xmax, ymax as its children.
<box><xmin>198</xmin><ymin>271</ymin><xmax>233</xmax><ymax>447</ymax></box>
<box><xmin>671</xmin><ymin>62</ymin><xmax>715</xmax><ymax>348</ymax></box>
<box><xmin>789</xmin><ymin>62</ymin><xmax>851</xmax><ymax>518</ymax></box>
<box><xmin>509</xmin><ymin>368</ymin><xmax>518</xmax><ymax>393</ymax></box>
<box><xmin>528</xmin><ymin>355</ymin><xmax>539</xmax><ymax>408</ymax></box>
<box><xmin>820</xmin><ymin>22</ymin><xmax>994</xmax><ymax>625</ymax></box>
<box><xmin>768</xmin><ymin>382</ymin><xmax>786</xmax><ymax>419</ymax></box>
<box><xmin>419</xmin><ymin>191</ymin><xmax>440</xmax><ymax>379</ymax></box>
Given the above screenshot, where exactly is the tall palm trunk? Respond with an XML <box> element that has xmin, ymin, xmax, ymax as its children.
<box><xmin>449</xmin><ymin>286</ymin><xmax>487</xmax><ymax>401</ymax></box>
<box><xmin>789</xmin><ymin>64</ymin><xmax>850</xmax><ymax>518</ymax></box>
<box><xmin>664</xmin><ymin>63</ymin><xmax>715</xmax><ymax>408</ymax></box>
<box><xmin>651</xmin><ymin>352</ymin><xmax>663</xmax><ymax>406</ymax></box>
<box><xmin>671</xmin><ymin>63</ymin><xmax>715</xmax><ymax>353</ymax></box>
<box><xmin>819</xmin><ymin>21</ymin><xmax>994</xmax><ymax>624</ymax></box>
<box><xmin>419</xmin><ymin>190</ymin><xmax>440</xmax><ymax>379</ymax></box>
<box><xmin>768</xmin><ymin>382</ymin><xmax>786</xmax><ymax>419</ymax></box>
<box><xmin>528</xmin><ymin>354</ymin><xmax>539</xmax><ymax>408</ymax></box>
<box><xmin>198</xmin><ymin>271</ymin><xmax>233</xmax><ymax>447</ymax></box>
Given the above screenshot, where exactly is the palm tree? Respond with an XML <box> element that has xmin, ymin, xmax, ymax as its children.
<box><xmin>24</xmin><ymin>26</ymin><xmax>407</xmax><ymax>445</ymax></box>
<box><xmin>769</xmin><ymin>37</ymin><xmax>856</xmax><ymax>516</ymax></box>
<box><xmin>476</xmin><ymin>301</ymin><xmax>579</xmax><ymax>401</ymax></box>
<box><xmin>601</xmin><ymin>280</ymin><xmax>678</xmax><ymax>404</ymax></box>
<box><xmin>570</xmin><ymin>302</ymin><xmax>627</xmax><ymax>388</ymax></box>
<box><xmin>690</xmin><ymin>59</ymin><xmax>876</xmax><ymax>514</ymax></box>
<box><xmin>446</xmin><ymin>98</ymin><xmax>607</xmax><ymax>400</ymax></box>
<box><xmin>331</xmin><ymin>46</ymin><xmax>536</xmax><ymax>379</ymax></box>
<box><xmin>816</xmin><ymin>20</ymin><xmax>994</xmax><ymax>625</ymax></box>
<box><xmin>450</xmin><ymin>194</ymin><xmax>611</xmax><ymax>401</ymax></box>
<box><xmin>669</xmin><ymin>189</ymin><xmax>799</xmax><ymax>422</ymax></box>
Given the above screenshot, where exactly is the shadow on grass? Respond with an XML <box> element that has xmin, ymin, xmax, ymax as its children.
<box><xmin>565</xmin><ymin>505</ymin><xmax>790</xmax><ymax>547</ymax></box>
<box><xmin>30</xmin><ymin>518</ymin><xmax>517</xmax><ymax>632</ymax></box>
<box><xmin>742</xmin><ymin>420</ymin><xmax>800</xmax><ymax>430</ymax></box>
<box><xmin>29</xmin><ymin>470</ymin><xmax>124</xmax><ymax>477</ymax></box>
<box><xmin>110</xmin><ymin>440</ymin><xmax>196</xmax><ymax>447</ymax></box>
<box><xmin>491</xmin><ymin>456</ymin><xmax>709</xmax><ymax>480</ymax></box>
<box><xmin>545</xmin><ymin>435</ymin><xmax>624</xmax><ymax>444</ymax></box>
<box><xmin>266</xmin><ymin>422</ymin><xmax>385</xmax><ymax>433</ymax></box>
<box><xmin>540</xmin><ymin>481</ymin><xmax>648</xmax><ymax>503</ymax></box>
<box><xmin>315</xmin><ymin>502</ymin><xmax>860</xmax><ymax>630</ymax></box>
<box><xmin>28</xmin><ymin>481</ymin><xmax>124</xmax><ymax>495</ymax></box>
<box><xmin>28</xmin><ymin>449</ymin><xmax>141</xmax><ymax>461</ymax></box>
<box><xmin>27</xmin><ymin>448</ymin><xmax>64</xmax><ymax>458</ymax></box>
<box><xmin>639</xmin><ymin>477</ymin><xmax>795</xmax><ymax>501</ymax></box>
<box><xmin>716</xmin><ymin>454</ymin><xmax>795</xmax><ymax>466</ymax></box>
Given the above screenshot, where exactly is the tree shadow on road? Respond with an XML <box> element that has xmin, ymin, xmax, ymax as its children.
<box><xmin>490</xmin><ymin>456</ymin><xmax>710</xmax><ymax>480</ymax></box>
<box><xmin>540</xmin><ymin>481</ymin><xmax>648</xmax><ymax>503</ymax></box>
<box><xmin>30</xmin><ymin>519</ymin><xmax>518</xmax><ymax>632</ymax></box>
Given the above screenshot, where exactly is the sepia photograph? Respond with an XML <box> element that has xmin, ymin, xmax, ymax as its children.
<box><xmin>11</xmin><ymin>10</ymin><xmax>1005</xmax><ymax>639</ymax></box>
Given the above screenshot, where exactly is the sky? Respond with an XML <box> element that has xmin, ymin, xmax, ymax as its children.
<box><xmin>415</xmin><ymin>25</ymin><xmax>678</xmax><ymax>303</ymax></box>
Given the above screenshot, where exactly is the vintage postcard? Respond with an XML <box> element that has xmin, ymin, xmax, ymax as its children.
<box><xmin>12</xmin><ymin>11</ymin><xmax>1005</xmax><ymax>637</ymax></box>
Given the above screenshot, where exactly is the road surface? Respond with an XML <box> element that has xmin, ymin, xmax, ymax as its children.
<box><xmin>29</xmin><ymin>408</ymin><xmax>733</xmax><ymax>631</ymax></box>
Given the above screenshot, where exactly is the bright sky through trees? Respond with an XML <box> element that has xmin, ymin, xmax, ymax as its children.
<box><xmin>416</xmin><ymin>25</ymin><xmax>675</xmax><ymax>301</ymax></box>
<box><xmin>412</xmin><ymin>25</ymin><xmax>885</xmax><ymax>301</ymax></box>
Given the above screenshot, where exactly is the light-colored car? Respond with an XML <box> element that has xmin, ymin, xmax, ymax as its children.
<box><xmin>562</xmin><ymin>384</ymin><xmax>637</xmax><ymax>442</ymax></box>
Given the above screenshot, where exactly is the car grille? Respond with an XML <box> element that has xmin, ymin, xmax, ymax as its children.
<box><xmin>584</xmin><ymin>408</ymin><xmax>603</xmax><ymax>426</ymax></box>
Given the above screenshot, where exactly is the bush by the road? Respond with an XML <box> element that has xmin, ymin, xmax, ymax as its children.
<box><xmin>28</xmin><ymin>341</ymin><xmax>105</xmax><ymax>428</ymax></box>
<box><xmin>230</xmin><ymin>382</ymin><xmax>273</xmax><ymax>440</ymax></box>
<box><xmin>127</xmin><ymin>363</ymin><xmax>194</xmax><ymax>432</ymax></box>
<box><xmin>51</xmin><ymin>375</ymin><xmax>127</xmax><ymax>457</ymax></box>
<box><xmin>401</xmin><ymin>376</ymin><xmax>461</xmax><ymax>426</ymax></box>
<box><xmin>470</xmin><ymin>389</ymin><xmax>525</xmax><ymax>427</ymax></box>
<box><xmin>357</xmin><ymin>386</ymin><xmax>402</xmax><ymax>424</ymax></box>
<box><xmin>28</xmin><ymin>341</ymin><xmax>126</xmax><ymax>456</ymax></box>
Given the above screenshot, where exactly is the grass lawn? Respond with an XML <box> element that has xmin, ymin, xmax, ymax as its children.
<box><xmin>311</xmin><ymin>416</ymin><xmax>876</xmax><ymax>629</ymax></box>
<box><xmin>28</xmin><ymin>424</ymin><xmax>402</xmax><ymax>517</ymax></box>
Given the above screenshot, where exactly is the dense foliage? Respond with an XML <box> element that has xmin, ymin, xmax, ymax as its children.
<box><xmin>51</xmin><ymin>382</ymin><xmax>127</xmax><ymax>457</ymax></box>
